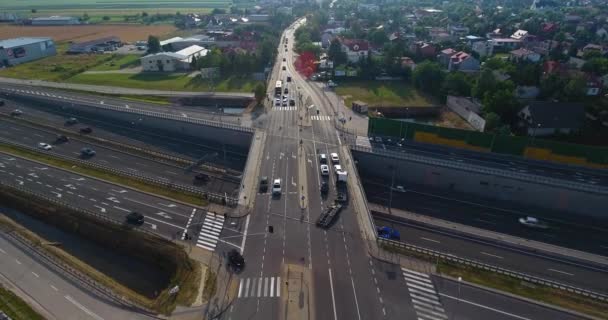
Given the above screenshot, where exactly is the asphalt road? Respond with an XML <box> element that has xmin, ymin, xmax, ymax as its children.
<box><xmin>432</xmin><ymin>276</ymin><xmax>584</xmax><ymax>320</ymax></box>
<box><xmin>0</xmin><ymin>117</ymin><xmax>239</xmax><ymax>196</ymax></box>
<box><xmin>365</xmin><ymin>138</ymin><xmax>608</xmax><ymax>188</ymax></box>
<box><xmin>372</xmin><ymin>214</ymin><xmax>608</xmax><ymax>294</ymax></box>
<box><xmin>0</xmin><ymin>91</ymin><xmax>248</xmax><ymax>172</ymax></box>
<box><xmin>0</xmin><ymin>232</ymin><xmax>153</xmax><ymax>320</ymax></box>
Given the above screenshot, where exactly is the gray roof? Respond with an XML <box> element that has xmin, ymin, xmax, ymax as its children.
<box><xmin>32</xmin><ymin>16</ymin><xmax>77</xmax><ymax>21</ymax></box>
<box><xmin>526</xmin><ymin>101</ymin><xmax>585</xmax><ymax>129</ymax></box>
<box><xmin>0</xmin><ymin>37</ymin><xmax>52</xmax><ymax>48</ymax></box>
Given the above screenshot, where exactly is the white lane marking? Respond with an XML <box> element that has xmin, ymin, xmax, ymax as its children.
<box><xmin>336</xmin><ymin>130</ymin><xmax>342</xmax><ymax>145</ymax></box>
<box><xmin>93</xmin><ymin>205</ymin><xmax>106</xmax><ymax>213</ymax></box>
<box><xmin>276</xmin><ymin>276</ymin><xmax>280</xmax><ymax>297</ymax></box>
<box><xmin>420</xmin><ymin>237</ymin><xmax>440</xmax><ymax>243</ymax></box>
<box><xmin>244</xmin><ymin>278</ymin><xmax>250</xmax><ymax>298</ymax></box>
<box><xmin>113</xmin><ymin>206</ymin><xmax>130</xmax><ymax>212</ymax></box>
<box><xmin>548</xmin><ymin>268</ymin><xmax>574</xmax><ymax>276</ymax></box>
<box><xmin>65</xmin><ymin>295</ymin><xmax>105</xmax><ymax>320</ymax></box>
<box><xmin>351</xmin><ymin>276</ymin><xmax>362</xmax><ymax>320</ymax></box>
<box><xmin>238</xmin><ymin>278</ymin><xmax>244</xmax><ymax>298</ymax></box>
<box><xmin>480</xmin><ymin>252</ymin><xmax>504</xmax><ymax>259</ymax></box>
<box><xmin>155</xmin><ymin>212</ymin><xmax>172</xmax><ymax>219</ymax></box>
<box><xmin>31</xmin><ymin>272</ymin><xmax>39</xmax><ymax>278</ymax></box>
<box><xmin>0</xmin><ymin>248</ymin><xmax>5</xmax><ymax>254</ymax></box>
<box><xmin>328</xmin><ymin>268</ymin><xmax>338</xmax><ymax>320</ymax></box>
<box><xmin>257</xmin><ymin>277</ymin><xmax>262</xmax><ymax>297</ymax></box>
<box><xmin>50</xmin><ymin>285</ymin><xmax>59</xmax><ymax>291</ymax></box>
<box><xmin>270</xmin><ymin>277</ymin><xmax>275</xmax><ymax>297</ymax></box>
<box><xmin>439</xmin><ymin>293</ymin><xmax>531</xmax><ymax>320</ymax></box>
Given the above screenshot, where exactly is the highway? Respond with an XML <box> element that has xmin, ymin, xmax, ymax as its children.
<box><xmin>373</xmin><ymin>213</ymin><xmax>608</xmax><ymax>294</ymax></box>
<box><xmin>0</xmin><ymin>231</ymin><xmax>153</xmax><ymax>320</ymax></box>
<box><xmin>0</xmin><ymin>118</ymin><xmax>239</xmax><ymax>195</ymax></box>
<box><xmin>0</xmin><ymin>92</ymin><xmax>248</xmax><ymax>172</ymax></box>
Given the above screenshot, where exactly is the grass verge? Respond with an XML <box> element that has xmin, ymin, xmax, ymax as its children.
<box><xmin>0</xmin><ymin>143</ymin><xmax>207</xmax><ymax>207</ymax></box>
<box><xmin>202</xmin><ymin>270</ymin><xmax>217</xmax><ymax>302</ymax></box>
<box><xmin>334</xmin><ymin>80</ymin><xmax>433</xmax><ymax>108</ymax></box>
<box><xmin>89</xmin><ymin>54</ymin><xmax>141</xmax><ymax>71</ymax></box>
<box><xmin>0</xmin><ymin>190</ymin><xmax>201</xmax><ymax>315</ymax></box>
<box><xmin>380</xmin><ymin>243</ymin><xmax>608</xmax><ymax>319</ymax></box>
<box><xmin>117</xmin><ymin>94</ymin><xmax>173</xmax><ymax>105</ymax></box>
<box><xmin>0</xmin><ymin>284</ymin><xmax>45</xmax><ymax>320</ymax></box>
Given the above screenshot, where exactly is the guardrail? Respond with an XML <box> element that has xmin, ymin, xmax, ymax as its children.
<box><xmin>0</xmin><ymin>138</ymin><xmax>238</xmax><ymax>207</ymax></box>
<box><xmin>3</xmin><ymin>87</ymin><xmax>254</xmax><ymax>134</ymax></box>
<box><xmin>350</xmin><ymin>144</ymin><xmax>608</xmax><ymax>195</ymax></box>
<box><xmin>377</xmin><ymin>237</ymin><xmax>608</xmax><ymax>302</ymax></box>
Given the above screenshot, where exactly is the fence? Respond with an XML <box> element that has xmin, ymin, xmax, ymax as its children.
<box><xmin>350</xmin><ymin>144</ymin><xmax>608</xmax><ymax>195</ymax></box>
<box><xmin>0</xmin><ymin>138</ymin><xmax>238</xmax><ymax>207</ymax></box>
<box><xmin>377</xmin><ymin>238</ymin><xmax>608</xmax><ymax>302</ymax></box>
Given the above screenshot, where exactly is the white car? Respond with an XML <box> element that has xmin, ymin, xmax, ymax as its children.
<box><xmin>330</xmin><ymin>153</ymin><xmax>339</xmax><ymax>163</ymax></box>
<box><xmin>38</xmin><ymin>142</ymin><xmax>52</xmax><ymax>150</ymax></box>
<box><xmin>320</xmin><ymin>164</ymin><xmax>329</xmax><ymax>175</ymax></box>
<box><xmin>333</xmin><ymin>164</ymin><xmax>342</xmax><ymax>172</ymax></box>
<box><xmin>393</xmin><ymin>185</ymin><xmax>406</xmax><ymax>193</ymax></box>
<box><xmin>272</xmin><ymin>178</ymin><xmax>282</xmax><ymax>195</ymax></box>
<box><xmin>518</xmin><ymin>216</ymin><xmax>548</xmax><ymax>229</ymax></box>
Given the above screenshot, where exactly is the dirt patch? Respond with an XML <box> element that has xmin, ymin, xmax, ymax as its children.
<box><xmin>0</xmin><ymin>24</ymin><xmax>176</xmax><ymax>42</ymax></box>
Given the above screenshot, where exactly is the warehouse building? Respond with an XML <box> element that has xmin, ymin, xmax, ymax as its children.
<box><xmin>141</xmin><ymin>45</ymin><xmax>207</xmax><ymax>72</ymax></box>
<box><xmin>67</xmin><ymin>36</ymin><xmax>121</xmax><ymax>54</ymax></box>
<box><xmin>0</xmin><ymin>37</ymin><xmax>56</xmax><ymax>66</ymax></box>
<box><xmin>31</xmin><ymin>16</ymin><xmax>80</xmax><ymax>25</ymax></box>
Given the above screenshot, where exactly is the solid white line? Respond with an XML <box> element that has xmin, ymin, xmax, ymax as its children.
<box><xmin>270</xmin><ymin>277</ymin><xmax>275</xmax><ymax>297</ymax></box>
<box><xmin>31</xmin><ymin>272</ymin><xmax>39</xmax><ymax>278</ymax></box>
<box><xmin>112</xmin><ymin>206</ymin><xmax>130</xmax><ymax>212</ymax></box>
<box><xmin>276</xmin><ymin>276</ymin><xmax>281</xmax><ymax>297</ymax></box>
<box><xmin>0</xmin><ymin>248</ymin><xmax>5</xmax><ymax>254</ymax></box>
<box><xmin>238</xmin><ymin>279</ymin><xmax>244</xmax><ymax>298</ymax></box>
<box><xmin>65</xmin><ymin>295</ymin><xmax>105</xmax><ymax>320</ymax></box>
<box><xmin>50</xmin><ymin>285</ymin><xmax>58</xmax><ymax>291</ymax></box>
<box><xmin>480</xmin><ymin>251</ymin><xmax>504</xmax><ymax>259</ymax></box>
<box><xmin>548</xmin><ymin>268</ymin><xmax>574</xmax><ymax>276</ymax></box>
<box><xmin>350</xmin><ymin>276</ymin><xmax>362</xmax><ymax>320</ymax></box>
<box><xmin>241</xmin><ymin>213</ymin><xmax>250</xmax><ymax>254</ymax></box>
<box><xmin>439</xmin><ymin>293</ymin><xmax>532</xmax><ymax>320</ymax></box>
<box><xmin>336</xmin><ymin>130</ymin><xmax>342</xmax><ymax>146</ymax></box>
<box><xmin>328</xmin><ymin>268</ymin><xmax>338</xmax><ymax>320</ymax></box>
<box><xmin>420</xmin><ymin>237</ymin><xmax>440</xmax><ymax>243</ymax></box>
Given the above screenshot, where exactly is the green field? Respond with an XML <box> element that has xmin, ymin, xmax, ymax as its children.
<box><xmin>335</xmin><ymin>80</ymin><xmax>434</xmax><ymax>108</ymax></box>
<box><xmin>0</xmin><ymin>285</ymin><xmax>45</xmax><ymax>320</ymax></box>
<box><xmin>89</xmin><ymin>54</ymin><xmax>141</xmax><ymax>71</ymax></box>
<box><xmin>2</xmin><ymin>0</ymin><xmax>232</xmax><ymax>10</ymax></box>
<box><xmin>67</xmin><ymin>72</ymin><xmax>261</xmax><ymax>92</ymax></box>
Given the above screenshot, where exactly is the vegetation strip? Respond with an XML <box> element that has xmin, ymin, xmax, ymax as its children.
<box><xmin>0</xmin><ymin>284</ymin><xmax>45</xmax><ymax>320</ymax></box>
<box><xmin>0</xmin><ymin>188</ymin><xmax>201</xmax><ymax>315</ymax></box>
<box><xmin>0</xmin><ymin>143</ymin><xmax>207</xmax><ymax>207</ymax></box>
<box><xmin>380</xmin><ymin>243</ymin><xmax>608</xmax><ymax>320</ymax></box>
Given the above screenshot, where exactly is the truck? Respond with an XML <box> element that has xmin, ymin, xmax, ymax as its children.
<box><xmin>335</xmin><ymin>170</ymin><xmax>348</xmax><ymax>203</ymax></box>
<box><xmin>316</xmin><ymin>203</ymin><xmax>343</xmax><ymax>228</ymax></box>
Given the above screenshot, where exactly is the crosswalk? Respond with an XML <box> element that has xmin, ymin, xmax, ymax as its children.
<box><xmin>402</xmin><ymin>268</ymin><xmax>448</xmax><ymax>320</ymax></box>
<box><xmin>311</xmin><ymin>115</ymin><xmax>331</xmax><ymax>121</ymax></box>
<box><xmin>195</xmin><ymin>212</ymin><xmax>225</xmax><ymax>251</ymax></box>
<box><xmin>237</xmin><ymin>276</ymin><xmax>281</xmax><ymax>298</ymax></box>
<box><xmin>274</xmin><ymin>106</ymin><xmax>296</xmax><ymax>111</ymax></box>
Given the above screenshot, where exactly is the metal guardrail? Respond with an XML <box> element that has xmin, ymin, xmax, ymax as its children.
<box><xmin>378</xmin><ymin>237</ymin><xmax>608</xmax><ymax>302</ymax></box>
<box><xmin>3</xmin><ymin>87</ymin><xmax>255</xmax><ymax>134</ymax></box>
<box><xmin>0</xmin><ymin>138</ymin><xmax>238</xmax><ymax>207</ymax></box>
<box><xmin>350</xmin><ymin>144</ymin><xmax>608</xmax><ymax>195</ymax></box>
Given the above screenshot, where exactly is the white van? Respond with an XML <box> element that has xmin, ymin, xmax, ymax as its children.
<box><xmin>272</xmin><ymin>178</ymin><xmax>282</xmax><ymax>195</ymax></box>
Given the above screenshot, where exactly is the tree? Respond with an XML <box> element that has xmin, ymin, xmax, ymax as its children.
<box><xmin>483</xmin><ymin>89</ymin><xmax>519</xmax><ymax>122</ymax></box>
<box><xmin>253</xmin><ymin>83</ymin><xmax>266</xmax><ymax>106</ymax></box>
<box><xmin>442</xmin><ymin>72</ymin><xmax>472</xmax><ymax>97</ymax></box>
<box><xmin>147</xmin><ymin>35</ymin><xmax>161</xmax><ymax>53</ymax></box>
<box><xmin>484</xmin><ymin>112</ymin><xmax>501</xmax><ymax>132</ymax></box>
<box><xmin>31</xmin><ymin>9</ymin><xmax>37</xmax><ymax>13</ymax></box>
<box><xmin>82</xmin><ymin>13</ymin><xmax>90</xmax><ymax>21</ymax></box>
<box><xmin>368</xmin><ymin>29</ymin><xmax>387</xmax><ymax>46</ymax></box>
<box><xmin>328</xmin><ymin>39</ymin><xmax>347</xmax><ymax>66</ymax></box>
<box><xmin>472</xmin><ymin>69</ymin><xmax>496</xmax><ymax>99</ymax></box>
<box><xmin>582</xmin><ymin>57</ymin><xmax>608</xmax><ymax>75</ymax></box>
<box><xmin>412</xmin><ymin>61</ymin><xmax>445</xmax><ymax>96</ymax></box>
<box><xmin>102</xmin><ymin>16</ymin><xmax>110</xmax><ymax>21</ymax></box>
<box><xmin>563</xmin><ymin>76</ymin><xmax>586</xmax><ymax>101</ymax></box>
<box><xmin>142</xmin><ymin>11</ymin><xmax>148</xmax><ymax>17</ymax></box>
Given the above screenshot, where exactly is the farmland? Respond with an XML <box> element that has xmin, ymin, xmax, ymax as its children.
<box><xmin>1</xmin><ymin>0</ymin><xmax>232</xmax><ymax>11</ymax></box>
<box><xmin>0</xmin><ymin>24</ymin><xmax>177</xmax><ymax>42</ymax></box>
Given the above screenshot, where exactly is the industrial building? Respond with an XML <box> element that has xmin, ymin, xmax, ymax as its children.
<box><xmin>0</xmin><ymin>37</ymin><xmax>56</xmax><ymax>66</ymax></box>
<box><xmin>67</xmin><ymin>36</ymin><xmax>121</xmax><ymax>54</ymax></box>
<box><xmin>31</xmin><ymin>16</ymin><xmax>80</xmax><ymax>25</ymax></box>
<box><xmin>140</xmin><ymin>45</ymin><xmax>207</xmax><ymax>72</ymax></box>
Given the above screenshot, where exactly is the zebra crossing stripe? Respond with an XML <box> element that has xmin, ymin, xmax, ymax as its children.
<box><xmin>244</xmin><ymin>278</ymin><xmax>250</xmax><ymax>298</ymax></box>
<box><xmin>264</xmin><ymin>277</ymin><xmax>269</xmax><ymax>297</ymax></box>
<box><xmin>257</xmin><ymin>278</ymin><xmax>262</xmax><ymax>297</ymax></box>
<box><xmin>409</xmin><ymin>290</ymin><xmax>443</xmax><ymax>304</ymax></box>
<box><xmin>270</xmin><ymin>277</ymin><xmax>275</xmax><ymax>297</ymax></box>
<box><xmin>402</xmin><ymin>268</ymin><xmax>429</xmax><ymax>278</ymax></box>
<box><xmin>413</xmin><ymin>300</ymin><xmax>445</xmax><ymax>314</ymax></box>
<box><xmin>403</xmin><ymin>275</ymin><xmax>434</xmax><ymax>287</ymax></box>
<box><xmin>238</xmin><ymin>279</ymin><xmax>244</xmax><ymax>298</ymax></box>
<box><xmin>237</xmin><ymin>277</ymin><xmax>281</xmax><ymax>298</ymax></box>
<box><xmin>276</xmin><ymin>277</ymin><xmax>280</xmax><ymax>297</ymax></box>
<box><xmin>407</xmin><ymin>283</ymin><xmax>436</xmax><ymax>295</ymax></box>
<box><xmin>414</xmin><ymin>305</ymin><xmax>448</xmax><ymax>319</ymax></box>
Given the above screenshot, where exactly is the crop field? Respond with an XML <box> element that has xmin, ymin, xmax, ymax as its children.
<box><xmin>0</xmin><ymin>24</ymin><xmax>177</xmax><ymax>42</ymax></box>
<box><xmin>1</xmin><ymin>0</ymin><xmax>232</xmax><ymax>10</ymax></box>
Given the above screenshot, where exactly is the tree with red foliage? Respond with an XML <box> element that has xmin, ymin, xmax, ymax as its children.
<box><xmin>294</xmin><ymin>51</ymin><xmax>318</xmax><ymax>79</ymax></box>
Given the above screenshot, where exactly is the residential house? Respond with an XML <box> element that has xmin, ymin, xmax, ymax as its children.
<box><xmin>541</xmin><ymin>22</ymin><xmax>558</xmax><ymax>34</ymax></box>
<box><xmin>339</xmin><ymin>38</ymin><xmax>370</xmax><ymax>63</ymax></box>
<box><xmin>518</xmin><ymin>101</ymin><xmax>585</xmax><ymax>136</ymax></box>
<box><xmin>449</xmin><ymin>25</ymin><xmax>470</xmax><ymax>37</ymax></box>
<box><xmin>448</xmin><ymin>51</ymin><xmax>480</xmax><ymax>72</ymax></box>
<box><xmin>472</xmin><ymin>40</ymin><xmax>493</xmax><ymax>57</ymax></box>
<box><xmin>486</xmin><ymin>29</ymin><xmax>502</xmax><ymax>39</ymax></box>
<box><xmin>438</xmin><ymin>48</ymin><xmax>457</xmax><ymax>66</ymax></box>
<box><xmin>511</xmin><ymin>29</ymin><xmax>529</xmax><ymax>40</ymax></box>
<box><xmin>601</xmin><ymin>73</ymin><xmax>608</xmax><ymax>88</ymax></box>
<box><xmin>490</xmin><ymin>38</ymin><xmax>522</xmax><ymax>51</ymax></box>
<box><xmin>429</xmin><ymin>27</ymin><xmax>451</xmax><ymax>42</ymax></box>
<box><xmin>410</xmin><ymin>41</ymin><xmax>436</xmax><ymax>58</ymax></box>
<box><xmin>321</xmin><ymin>32</ymin><xmax>335</xmax><ymax>49</ymax></box>
<box><xmin>141</xmin><ymin>45</ymin><xmax>207</xmax><ymax>72</ymax></box>
<box><xmin>510</xmin><ymin>48</ymin><xmax>541</xmax><ymax>62</ymax></box>
<box><xmin>400</xmin><ymin>57</ymin><xmax>416</xmax><ymax>70</ymax></box>
<box><xmin>530</xmin><ymin>39</ymin><xmax>558</xmax><ymax>56</ymax></box>
<box><xmin>582</xmin><ymin>44</ymin><xmax>605</xmax><ymax>55</ymax></box>
<box><xmin>565</xmin><ymin>15</ymin><xmax>583</xmax><ymax>24</ymax></box>
<box><xmin>358</xmin><ymin>3</ymin><xmax>380</xmax><ymax>11</ymax></box>
<box><xmin>585</xmin><ymin>76</ymin><xmax>602</xmax><ymax>96</ymax></box>
<box><xmin>184</xmin><ymin>14</ymin><xmax>202</xmax><ymax>28</ymax></box>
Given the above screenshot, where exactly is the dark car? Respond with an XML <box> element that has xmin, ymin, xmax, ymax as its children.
<box><xmin>194</xmin><ymin>173</ymin><xmax>210</xmax><ymax>184</ymax></box>
<box><xmin>289</xmin><ymin>99</ymin><xmax>295</xmax><ymax>106</ymax></box>
<box><xmin>228</xmin><ymin>249</ymin><xmax>245</xmax><ymax>273</ymax></box>
<box><xmin>80</xmin><ymin>127</ymin><xmax>92</xmax><ymax>134</ymax></box>
<box><xmin>259</xmin><ymin>176</ymin><xmax>269</xmax><ymax>192</ymax></box>
<box><xmin>126</xmin><ymin>211</ymin><xmax>145</xmax><ymax>225</ymax></box>
<box><xmin>0</xmin><ymin>100</ymin><xmax>5</xmax><ymax>106</ymax></box>
<box><xmin>282</xmin><ymin>66</ymin><xmax>286</xmax><ymax>70</ymax></box>
<box><xmin>55</xmin><ymin>135</ymin><xmax>69</xmax><ymax>143</ymax></box>
<box><xmin>10</xmin><ymin>109</ymin><xmax>22</xmax><ymax>116</ymax></box>
<box><xmin>80</xmin><ymin>147</ymin><xmax>96</xmax><ymax>157</ymax></box>
<box><xmin>320</xmin><ymin>181</ymin><xmax>329</xmax><ymax>194</ymax></box>
<box><xmin>283</xmin><ymin>58</ymin><xmax>286</xmax><ymax>61</ymax></box>
<box><xmin>283</xmin><ymin>87</ymin><xmax>288</xmax><ymax>94</ymax></box>
<box><xmin>377</xmin><ymin>226</ymin><xmax>400</xmax><ymax>240</ymax></box>
<box><xmin>65</xmin><ymin>117</ymin><xmax>78</xmax><ymax>125</ymax></box>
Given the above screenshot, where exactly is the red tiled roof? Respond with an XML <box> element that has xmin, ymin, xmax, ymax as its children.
<box><xmin>441</xmin><ymin>48</ymin><xmax>456</xmax><ymax>55</ymax></box>
<box><xmin>450</xmin><ymin>51</ymin><xmax>469</xmax><ymax>63</ymax></box>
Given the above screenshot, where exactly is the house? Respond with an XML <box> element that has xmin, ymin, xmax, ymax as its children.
<box><xmin>511</xmin><ymin>29</ymin><xmax>529</xmax><ymax>40</ymax></box>
<box><xmin>410</xmin><ymin>41</ymin><xmax>436</xmax><ymax>58</ymax></box>
<box><xmin>601</xmin><ymin>73</ymin><xmax>608</xmax><ymax>88</ymax></box>
<box><xmin>438</xmin><ymin>48</ymin><xmax>457</xmax><ymax>66</ymax></box>
<box><xmin>486</xmin><ymin>29</ymin><xmax>502</xmax><ymax>38</ymax></box>
<box><xmin>339</xmin><ymin>38</ymin><xmax>369</xmax><ymax>63</ymax></box>
<box><xmin>67</xmin><ymin>36</ymin><xmax>121</xmax><ymax>54</ymax></box>
<box><xmin>184</xmin><ymin>14</ymin><xmax>201</xmax><ymax>28</ymax></box>
<box><xmin>358</xmin><ymin>3</ymin><xmax>379</xmax><ymax>11</ymax></box>
<box><xmin>321</xmin><ymin>33</ymin><xmax>335</xmax><ymax>48</ymax></box>
<box><xmin>400</xmin><ymin>57</ymin><xmax>416</xmax><ymax>70</ymax></box>
<box><xmin>490</xmin><ymin>38</ymin><xmax>522</xmax><ymax>51</ymax></box>
<box><xmin>518</xmin><ymin>102</ymin><xmax>585</xmax><ymax>136</ymax></box>
<box><xmin>448</xmin><ymin>51</ymin><xmax>480</xmax><ymax>72</ymax></box>
<box><xmin>247</xmin><ymin>14</ymin><xmax>270</xmax><ymax>23</ymax></box>
<box><xmin>449</xmin><ymin>25</ymin><xmax>470</xmax><ymax>37</ymax></box>
<box><xmin>585</xmin><ymin>76</ymin><xmax>602</xmax><ymax>96</ymax></box>
<box><xmin>565</xmin><ymin>15</ymin><xmax>583</xmax><ymax>24</ymax></box>
<box><xmin>541</xmin><ymin>22</ymin><xmax>558</xmax><ymax>33</ymax></box>
<box><xmin>510</xmin><ymin>48</ymin><xmax>541</xmax><ymax>62</ymax></box>
<box><xmin>429</xmin><ymin>27</ymin><xmax>451</xmax><ymax>42</ymax></box>
<box><xmin>472</xmin><ymin>40</ymin><xmax>493</xmax><ymax>57</ymax></box>
<box><xmin>582</xmin><ymin>44</ymin><xmax>605</xmax><ymax>55</ymax></box>
<box><xmin>141</xmin><ymin>45</ymin><xmax>207</xmax><ymax>72</ymax></box>
<box><xmin>530</xmin><ymin>39</ymin><xmax>558</xmax><ymax>56</ymax></box>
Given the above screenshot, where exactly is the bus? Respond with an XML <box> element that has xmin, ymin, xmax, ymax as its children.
<box><xmin>275</xmin><ymin>80</ymin><xmax>283</xmax><ymax>96</ymax></box>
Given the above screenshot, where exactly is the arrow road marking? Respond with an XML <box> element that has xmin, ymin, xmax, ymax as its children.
<box><xmin>155</xmin><ymin>212</ymin><xmax>172</xmax><ymax>219</ymax></box>
<box><xmin>106</xmin><ymin>197</ymin><xmax>120</xmax><ymax>203</ymax></box>
<box><xmin>64</xmin><ymin>184</ymin><xmax>77</xmax><ymax>190</ymax></box>
<box><xmin>72</xmin><ymin>178</ymin><xmax>86</xmax><ymax>181</ymax></box>
<box><xmin>159</xmin><ymin>203</ymin><xmax>177</xmax><ymax>208</ymax></box>
<box><xmin>145</xmin><ymin>222</ymin><xmax>157</xmax><ymax>230</ymax></box>
<box><xmin>16</xmin><ymin>180</ymin><xmax>24</xmax><ymax>185</ymax></box>
<box><xmin>35</xmin><ymin>167</ymin><xmax>48</xmax><ymax>170</ymax></box>
<box><xmin>93</xmin><ymin>205</ymin><xmax>106</xmax><ymax>213</ymax></box>
<box><xmin>51</xmin><ymin>191</ymin><xmax>62</xmax><ymax>198</ymax></box>
<box><xmin>28</xmin><ymin>172</ymin><xmax>39</xmax><ymax>178</ymax></box>
<box><xmin>111</xmin><ymin>189</ymin><xmax>127</xmax><ymax>194</ymax></box>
